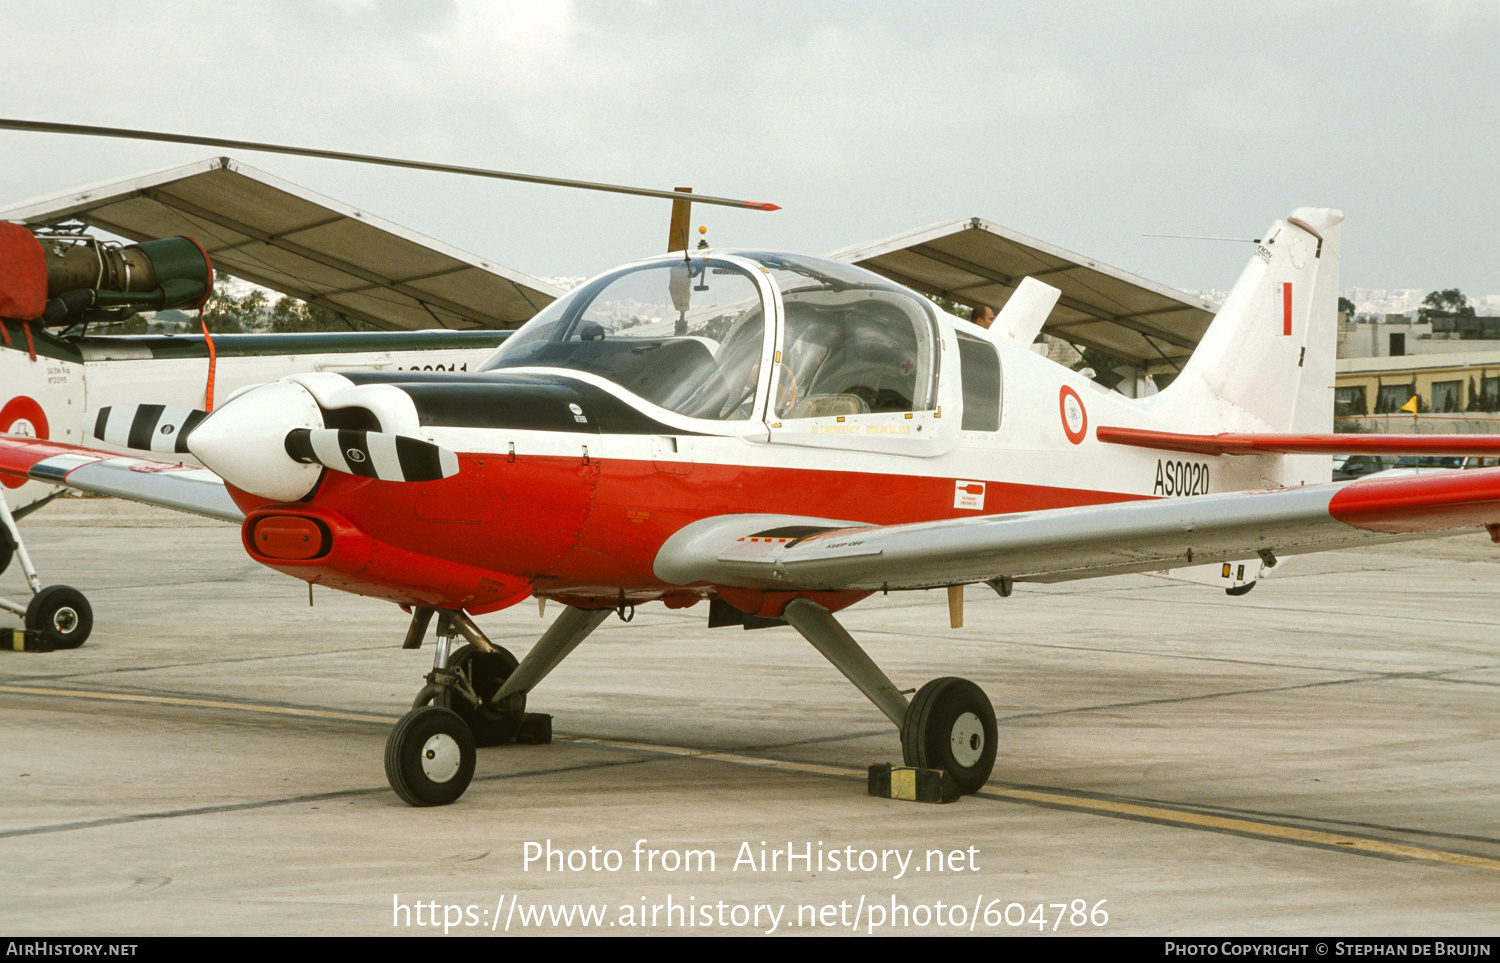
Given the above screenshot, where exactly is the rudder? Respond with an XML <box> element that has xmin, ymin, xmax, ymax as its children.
<box><xmin>1154</xmin><ymin>208</ymin><xmax>1343</xmax><ymax>483</ymax></box>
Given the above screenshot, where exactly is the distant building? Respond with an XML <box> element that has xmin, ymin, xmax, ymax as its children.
<box><xmin>1335</xmin><ymin>306</ymin><xmax>1500</xmax><ymax>426</ymax></box>
<box><xmin>1340</xmin><ymin>315</ymin><xmax>1500</xmax><ymax>359</ymax></box>
<box><xmin>1336</xmin><ymin>350</ymin><xmax>1500</xmax><ymax>426</ymax></box>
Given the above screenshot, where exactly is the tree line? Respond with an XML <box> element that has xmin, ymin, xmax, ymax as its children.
<box><xmin>1342</xmin><ymin>289</ymin><xmax>1479</xmax><ymax>325</ymax></box>
<box><xmin>112</xmin><ymin>275</ymin><xmax>378</xmax><ymax>334</ymax></box>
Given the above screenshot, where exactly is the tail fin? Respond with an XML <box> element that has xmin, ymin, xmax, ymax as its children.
<box><xmin>1154</xmin><ymin>208</ymin><xmax>1342</xmax><ymax>481</ymax></box>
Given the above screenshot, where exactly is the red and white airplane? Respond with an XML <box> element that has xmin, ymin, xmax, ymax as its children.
<box><xmin>3</xmin><ymin>205</ymin><xmax>1499</xmax><ymax>806</ymax></box>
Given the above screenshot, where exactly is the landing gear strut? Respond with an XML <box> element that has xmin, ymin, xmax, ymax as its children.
<box><xmin>384</xmin><ymin>604</ymin><xmax>610</xmax><ymax>806</ymax></box>
<box><xmin>382</xmin><ymin>596</ymin><xmax>997</xmax><ymax>805</ymax></box>
<box><xmin>409</xmin><ymin>611</ymin><xmax>529</xmax><ymax>747</ymax></box>
<box><xmin>0</xmin><ymin>490</ymin><xmax>93</xmax><ymax>650</ymax></box>
<box><xmin>782</xmin><ymin>598</ymin><xmax>997</xmax><ymax>795</ymax></box>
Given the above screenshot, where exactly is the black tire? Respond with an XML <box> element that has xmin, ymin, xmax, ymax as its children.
<box><xmin>442</xmin><ymin>644</ymin><xmax>527</xmax><ymax>747</ymax></box>
<box><xmin>384</xmin><ymin>706</ymin><xmax>476</xmax><ymax>807</ymax></box>
<box><xmin>0</xmin><ymin>524</ymin><xmax>13</xmax><ymax>577</ymax></box>
<box><xmin>900</xmin><ymin>677</ymin><xmax>997</xmax><ymax>794</ymax></box>
<box><xmin>25</xmin><ymin>585</ymin><xmax>92</xmax><ymax>650</ymax></box>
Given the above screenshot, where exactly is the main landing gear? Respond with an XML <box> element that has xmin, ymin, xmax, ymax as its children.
<box><xmin>0</xmin><ymin>491</ymin><xmax>93</xmax><ymax>651</ymax></box>
<box><xmin>385</xmin><ymin>605</ymin><xmax>609</xmax><ymax>807</ymax></box>
<box><xmin>780</xmin><ymin>599</ymin><xmax>997</xmax><ymax>795</ymax></box>
<box><xmin>383</xmin><ymin>597</ymin><xmax>998</xmax><ymax>806</ymax></box>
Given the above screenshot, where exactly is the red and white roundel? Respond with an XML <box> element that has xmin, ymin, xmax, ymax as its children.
<box><xmin>1</xmin><ymin>395</ymin><xmax>50</xmax><ymax>489</ymax></box>
<box><xmin>1</xmin><ymin>395</ymin><xmax>47</xmax><ymax>440</ymax></box>
<box><xmin>1058</xmin><ymin>385</ymin><xmax>1087</xmax><ymax>445</ymax></box>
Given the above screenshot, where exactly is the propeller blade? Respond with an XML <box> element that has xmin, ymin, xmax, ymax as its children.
<box><xmin>284</xmin><ymin>428</ymin><xmax>460</xmax><ymax>483</ymax></box>
<box><xmin>87</xmin><ymin>404</ymin><xmax>209</xmax><ymax>455</ymax></box>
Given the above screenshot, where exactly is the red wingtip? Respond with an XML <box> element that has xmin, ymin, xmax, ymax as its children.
<box><xmin>745</xmin><ymin>202</ymin><xmax>781</xmax><ymax>211</ymax></box>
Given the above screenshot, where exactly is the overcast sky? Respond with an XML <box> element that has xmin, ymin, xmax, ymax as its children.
<box><xmin>2</xmin><ymin>1</ymin><xmax>1495</xmax><ymax>297</ymax></box>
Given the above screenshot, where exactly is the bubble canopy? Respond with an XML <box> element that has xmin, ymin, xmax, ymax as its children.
<box><xmin>479</xmin><ymin>253</ymin><xmax>942</xmax><ymax>423</ymax></box>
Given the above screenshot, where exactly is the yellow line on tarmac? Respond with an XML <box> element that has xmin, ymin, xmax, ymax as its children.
<box><xmin>565</xmin><ymin>737</ymin><xmax>1500</xmax><ymax>873</ymax></box>
<box><xmin>984</xmin><ymin>786</ymin><xmax>1500</xmax><ymax>873</ymax></box>
<box><xmin>5</xmin><ymin>685</ymin><xmax>1498</xmax><ymax>872</ymax></box>
<box><xmin>0</xmin><ymin>684</ymin><xmax>393</xmax><ymax>725</ymax></box>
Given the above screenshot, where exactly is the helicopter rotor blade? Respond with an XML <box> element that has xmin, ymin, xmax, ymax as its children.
<box><xmin>0</xmin><ymin>117</ymin><xmax>780</xmax><ymax>211</ymax></box>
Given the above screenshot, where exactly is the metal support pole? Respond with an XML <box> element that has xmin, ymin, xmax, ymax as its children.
<box><xmin>781</xmin><ymin>598</ymin><xmax>910</xmax><ymax>728</ymax></box>
<box><xmin>0</xmin><ymin>489</ymin><xmax>41</xmax><ymax>595</ymax></box>
<box><xmin>454</xmin><ymin>612</ymin><xmax>499</xmax><ymax>654</ymax></box>
<box><xmin>411</xmin><ymin>611</ymin><xmax>471</xmax><ymax>709</ymax></box>
<box><xmin>492</xmin><ymin>606</ymin><xmax>612</xmax><ymax>703</ymax></box>
<box><xmin>431</xmin><ymin>611</ymin><xmax>458</xmax><ymax>670</ymax></box>
<box><xmin>401</xmin><ymin>607</ymin><xmax>434</xmax><ymax>649</ymax></box>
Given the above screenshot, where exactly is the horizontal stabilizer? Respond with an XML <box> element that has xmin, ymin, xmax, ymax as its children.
<box><xmin>1097</xmin><ymin>427</ymin><xmax>1500</xmax><ymax>457</ymax></box>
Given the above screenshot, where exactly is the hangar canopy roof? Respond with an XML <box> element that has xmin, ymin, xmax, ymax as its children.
<box><xmin>826</xmin><ymin>217</ymin><xmax>1218</xmax><ymax>369</ymax></box>
<box><xmin>0</xmin><ymin>157</ymin><xmax>561</xmax><ymax>331</ymax></box>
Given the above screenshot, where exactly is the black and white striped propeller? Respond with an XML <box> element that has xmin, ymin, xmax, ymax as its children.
<box><xmin>283</xmin><ymin>428</ymin><xmax>460</xmax><ymax>483</ymax></box>
<box><xmin>87</xmin><ymin>404</ymin><xmax>460</xmax><ymax>484</ymax></box>
<box><xmin>90</xmin><ymin>404</ymin><xmax>208</xmax><ymax>455</ymax></box>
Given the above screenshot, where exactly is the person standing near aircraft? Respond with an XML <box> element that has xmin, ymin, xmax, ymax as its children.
<box><xmin>971</xmin><ymin>305</ymin><xmax>995</xmax><ymax>329</ymax></box>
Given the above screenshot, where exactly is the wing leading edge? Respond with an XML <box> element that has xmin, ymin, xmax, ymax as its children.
<box><xmin>654</xmin><ymin>470</ymin><xmax>1500</xmax><ymax>592</ymax></box>
<box><xmin>0</xmin><ymin>434</ymin><xmax>242</xmax><ymax>522</ymax></box>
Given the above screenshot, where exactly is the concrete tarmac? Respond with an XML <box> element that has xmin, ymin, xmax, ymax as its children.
<box><xmin>1</xmin><ymin>499</ymin><xmax>1497</xmax><ymax>937</ymax></box>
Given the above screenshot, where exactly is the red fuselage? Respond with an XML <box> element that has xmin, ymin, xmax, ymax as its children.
<box><xmin>235</xmin><ymin>447</ymin><xmax>1135</xmax><ymax>616</ymax></box>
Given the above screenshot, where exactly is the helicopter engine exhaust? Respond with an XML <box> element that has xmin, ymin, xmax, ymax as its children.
<box><xmin>0</xmin><ymin>222</ymin><xmax>212</xmax><ymax>327</ymax></box>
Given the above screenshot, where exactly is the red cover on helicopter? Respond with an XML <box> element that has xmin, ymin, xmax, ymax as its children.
<box><xmin>0</xmin><ymin>223</ymin><xmax>46</xmax><ymax>320</ymax></box>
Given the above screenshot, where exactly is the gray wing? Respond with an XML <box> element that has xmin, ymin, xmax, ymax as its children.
<box><xmin>654</xmin><ymin>472</ymin><xmax>1500</xmax><ymax>591</ymax></box>
<box><xmin>1</xmin><ymin>437</ymin><xmax>242</xmax><ymax>522</ymax></box>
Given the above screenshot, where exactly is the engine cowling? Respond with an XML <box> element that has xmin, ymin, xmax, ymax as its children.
<box><xmin>185</xmin><ymin>381</ymin><xmax>326</xmax><ymax>502</ymax></box>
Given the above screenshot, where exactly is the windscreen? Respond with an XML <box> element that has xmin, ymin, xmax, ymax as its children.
<box><xmin>480</xmin><ymin>259</ymin><xmax>767</xmax><ymax>421</ymax></box>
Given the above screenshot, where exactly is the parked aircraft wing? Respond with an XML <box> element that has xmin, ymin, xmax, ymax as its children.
<box><xmin>0</xmin><ymin>435</ymin><xmax>241</xmax><ymax>522</ymax></box>
<box><xmin>0</xmin><ymin>157</ymin><xmax>563</xmax><ymax>332</ymax></box>
<box><xmin>825</xmin><ymin>216</ymin><xmax>1218</xmax><ymax>369</ymax></box>
<box><xmin>654</xmin><ymin>470</ymin><xmax>1500</xmax><ymax>592</ymax></box>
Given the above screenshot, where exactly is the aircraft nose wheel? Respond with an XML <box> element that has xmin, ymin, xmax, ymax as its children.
<box><xmin>385</xmin><ymin>705</ymin><xmax>476</xmax><ymax>807</ymax></box>
<box><xmin>25</xmin><ymin>585</ymin><xmax>93</xmax><ymax>650</ymax></box>
<box><xmin>901</xmin><ymin>677</ymin><xmax>997</xmax><ymax>794</ymax></box>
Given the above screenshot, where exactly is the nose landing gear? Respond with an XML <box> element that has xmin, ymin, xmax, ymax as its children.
<box><xmin>384</xmin><ymin>603</ymin><xmax>610</xmax><ymax>806</ymax></box>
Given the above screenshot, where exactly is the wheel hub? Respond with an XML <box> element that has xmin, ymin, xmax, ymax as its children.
<box><xmin>950</xmin><ymin>711</ymin><xmax>985</xmax><ymax>768</ymax></box>
<box><xmin>420</xmin><ymin>733</ymin><xmax>462</xmax><ymax>783</ymax></box>
<box><xmin>51</xmin><ymin>607</ymin><xmax>78</xmax><ymax>634</ymax></box>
